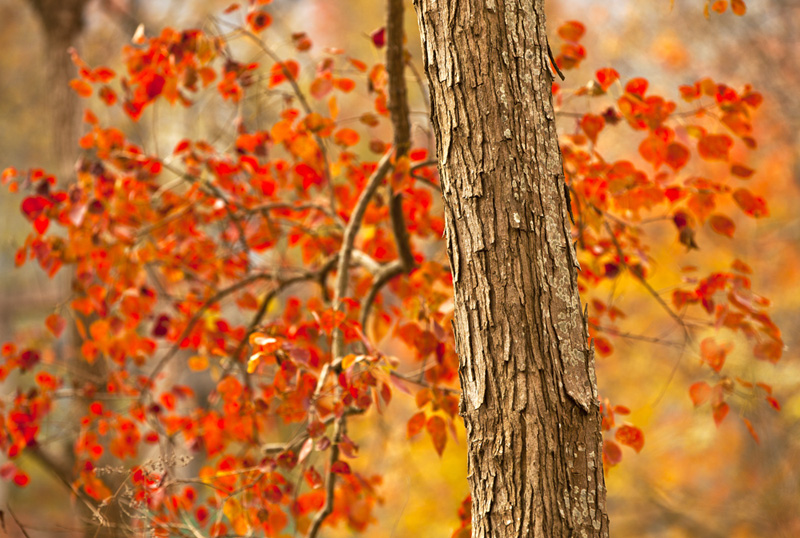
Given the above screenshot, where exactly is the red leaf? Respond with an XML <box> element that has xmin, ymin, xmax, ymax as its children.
<box><xmin>426</xmin><ymin>415</ymin><xmax>447</xmax><ymax>456</ymax></box>
<box><xmin>407</xmin><ymin>411</ymin><xmax>426</xmax><ymax>438</ymax></box>
<box><xmin>13</xmin><ymin>471</ymin><xmax>30</xmax><ymax>487</ymax></box>
<box><xmin>709</xmin><ymin>214</ymin><xmax>735</xmax><ymax>238</ymax></box>
<box><xmin>615</xmin><ymin>425</ymin><xmax>645</xmax><ymax>453</ymax></box>
<box><xmin>370</xmin><ymin>27</ymin><xmax>386</xmax><ymax>48</ymax></box>
<box><xmin>603</xmin><ymin>439</ymin><xmax>623</xmax><ymax>466</ymax></box>
<box><xmin>330</xmin><ymin>461</ymin><xmax>351</xmax><ymax>475</ymax></box>
<box><xmin>766</xmin><ymin>396</ymin><xmax>781</xmax><ymax>411</ymax></box>
<box><xmin>33</xmin><ymin>215</ymin><xmax>50</xmax><ymax>234</ymax></box>
<box><xmin>712</xmin><ymin>402</ymin><xmax>729</xmax><ymax>426</ymax></box>
<box><xmin>595</xmin><ymin>68</ymin><xmax>619</xmax><ymax>91</ymax></box>
<box><xmin>557</xmin><ymin>21</ymin><xmax>585</xmax><ymax>42</ymax></box>
<box><xmin>689</xmin><ymin>381</ymin><xmax>712</xmax><ymax>406</ymax></box>
<box><xmin>269</xmin><ymin>61</ymin><xmax>300</xmax><ymax>88</ymax></box>
<box><xmin>698</xmin><ymin>134</ymin><xmax>733</xmax><ymax>161</ymax></box>
<box><xmin>145</xmin><ymin>74</ymin><xmax>166</xmax><ymax>99</ymax></box>
<box><xmin>732</xmin><ymin>188</ymin><xmax>769</xmax><ymax>218</ymax></box>
<box><xmin>593</xmin><ymin>337</ymin><xmax>613</xmax><ymax>357</ymax></box>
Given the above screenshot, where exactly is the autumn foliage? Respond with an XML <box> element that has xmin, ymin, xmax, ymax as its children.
<box><xmin>0</xmin><ymin>1</ymin><xmax>782</xmax><ymax>536</ymax></box>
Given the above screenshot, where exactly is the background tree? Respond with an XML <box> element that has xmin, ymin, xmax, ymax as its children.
<box><xmin>0</xmin><ymin>1</ymin><xmax>795</xmax><ymax>537</ymax></box>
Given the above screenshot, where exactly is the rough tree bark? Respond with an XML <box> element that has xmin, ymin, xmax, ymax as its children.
<box><xmin>413</xmin><ymin>1</ymin><xmax>610</xmax><ymax>537</ymax></box>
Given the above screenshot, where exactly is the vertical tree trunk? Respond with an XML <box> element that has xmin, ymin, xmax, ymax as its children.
<box><xmin>413</xmin><ymin>1</ymin><xmax>609</xmax><ymax>537</ymax></box>
<box><xmin>27</xmin><ymin>0</ymin><xmax>89</xmax><ymax>178</ymax></box>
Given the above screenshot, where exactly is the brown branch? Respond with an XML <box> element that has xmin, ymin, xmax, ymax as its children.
<box><xmin>386</xmin><ymin>0</ymin><xmax>415</xmax><ymax>273</ymax></box>
<box><xmin>25</xmin><ymin>445</ymin><xmax>106</xmax><ymax>526</ymax></box>
<box><xmin>589</xmin><ymin>322</ymin><xmax>684</xmax><ymax>348</ymax></box>
<box><xmin>390</xmin><ymin>370</ymin><xmax>461</xmax><ymax>395</ymax></box>
<box><xmin>306</xmin><ymin>414</ymin><xmax>344</xmax><ymax>538</ymax></box>
<box><xmin>330</xmin><ymin>151</ymin><xmax>394</xmax><ymax>361</ymax></box>
<box><xmin>6</xmin><ymin>505</ymin><xmax>31</xmax><ymax>538</ymax></box>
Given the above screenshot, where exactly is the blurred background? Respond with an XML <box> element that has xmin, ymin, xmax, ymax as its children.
<box><xmin>1</xmin><ymin>0</ymin><xmax>798</xmax><ymax>536</ymax></box>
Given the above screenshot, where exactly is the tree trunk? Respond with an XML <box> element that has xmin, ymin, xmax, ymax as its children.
<box><xmin>27</xmin><ymin>0</ymin><xmax>89</xmax><ymax>178</ymax></box>
<box><xmin>413</xmin><ymin>1</ymin><xmax>609</xmax><ymax>537</ymax></box>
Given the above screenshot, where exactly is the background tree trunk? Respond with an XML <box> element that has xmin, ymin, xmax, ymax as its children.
<box><xmin>26</xmin><ymin>0</ymin><xmax>89</xmax><ymax>178</ymax></box>
<box><xmin>413</xmin><ymin>1</ymin><xmax>609</xmax><ymax>536</ymax></box>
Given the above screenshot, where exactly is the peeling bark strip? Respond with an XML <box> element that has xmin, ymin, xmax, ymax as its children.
<box><xmin>413</xmin><ymin>1</ymin><xmax>609</xmax><ymax>537</ymax></box>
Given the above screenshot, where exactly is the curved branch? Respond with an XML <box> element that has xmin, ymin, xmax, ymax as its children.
<box><xmin>330</xmin><ymin>151</ymin><xmax>394</xmax><ymax>361</ymax></box>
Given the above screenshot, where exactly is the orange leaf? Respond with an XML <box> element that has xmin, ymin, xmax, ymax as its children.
<box><xmin>732</xmin><ymin>188</ymin><xmax>769</xmax><ymax>218</ymax></box>
<box><xmin>665</xmin><ymin>142</ymin><xmax>690</xmax><ymax>171</ymax></box>
<box><xmin>700</xmin><ymin>337</ymin><xmax>732</xmax><ymax>372</ymax></box>
<box><xmin>334</xmin><ymin>128</ymin><xmax>359</xmax><ymax>147</ymax></box>
<box><xmin>730</xmin><ymin>164</ymin><xmax>754</xmax><ymax>178</ymax></box>
<box><xmin>711</xmin><ymin>0</ymin><xmax>728</xmax><ymax>13</ymax></box>
<box><xmin>349</xmin><ymin>58</ymin><xmax>368</xmax><ymax>72</ymax></box>
<box><xmin>580</xmin><ymin>114</ymin><xmax>605</xmax><ymax>144</ymax></box>
<box><xmin>69</xmin><ymin>79</ymin><xmax>93</xmax><ymax>97</ymax></box>
<box><xmin>334</xmin><ymin>78</ymin><xmax>356</xmax><ymax>92</ymax></box>
<box><xmin>689</xmin><ymin>381</ymin><xmax>712</xmax><ymax>406</ymax></box>
<box><xmin>712</xmin><ymin>402</ymin><xmax>729</xmax><ymax>426</ymax></box>
<box><xmin>426</xmin><ymin>415</ymin><xmax>447</xmax><ymax>456</ymax></box>
<box><xmin>45</xmin><ymin>313</ymin><xmax>66</xmax><ymax>338</ymax></box>
<box><xmin>407</xmin><ymin>411</ymin><xmax>426</xmax><ymax>438</ymax></box>
<box><xmin>698</xmin><ymin>133</ymin><xmax>733</xmax><ymax>161</ymax></box>
<box><xmin>603</xmin><ymin>439</ymin><xmax>623</xmax><ymax>466</ymax></box>
<box><xmin>753</xmin><ymin>340</ymin><xmax>782</xmax><ymax>363</ymax></box>
<box><xmin>557</xmin><ymin>21</ymin><xmax>585</xmax><ymax>42</ymax></box>
<box><xmin>731</xmin><ymin>259</ymin><xmax>752</xmax><ymax>274</ymax></box>
<box><xmin>708</xmin><ymin>214</ymin><xmax>735</xmax><ymax>238</ymax></box>
<box><xmin>310</xmin><ymin>75</ymin><xmax>333</xmax><ymax>99</ymax></box>
<box><xmin>731</xmin><ymin>0</ymin><xmax>746</xmax><ymax>14</ymax></box>
<box><xmin>742</xmin><ymin>418</ymin><xmax>759</xmax><ymax>443</ymax></box>
<box><xmin>246</xmin><ymin>10</ymin><xmax>272</xmax><ymax>32</ymax></box>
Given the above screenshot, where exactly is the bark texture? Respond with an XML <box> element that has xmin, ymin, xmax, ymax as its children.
<box><xmin>413</xmin><ymin>1</ymin><xmax>609</xmax><ymax>537</ymax></box>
